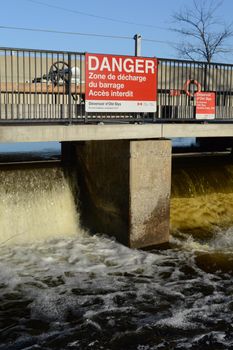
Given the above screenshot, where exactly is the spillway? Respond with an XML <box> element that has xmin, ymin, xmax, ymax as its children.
<box><xmin>171</xmin><ymin>153</ymin><xmax>233</xmax><ymax>239</ymax></box>
<box><xmin>0</xmin><ymin>163</ymin><xmax>79</xmax><ymax>245</ymax></box>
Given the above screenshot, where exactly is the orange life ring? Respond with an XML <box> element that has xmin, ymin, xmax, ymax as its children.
<box><xmin>183</xmin><ymin>79</ymin><xmax>201</xmax><ymax>97</ymax></box>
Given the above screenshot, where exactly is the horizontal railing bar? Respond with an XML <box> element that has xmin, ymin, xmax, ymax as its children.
<box><xmin>2</xmin><ymin>118</ymin><xmax>233</xmax><ymax>126</ymax></box>
<box><xmin>0</xmin><ymin>47</ymin><xmax>233</xmax><ymax>68</ymax></box>
<box><xmin>158</xmin><ymin>57</ymin><xmax>233</xmax><ymax>68</ymax></box>
<box><xmin>0</xmin><ymin>47</ymin><xmax>85</xmax><ymax>56</ymax></box>
<box><xmin>0</xmin><ymin>118</ymin><xmax>154</xmax><ymax>125</ymax></box>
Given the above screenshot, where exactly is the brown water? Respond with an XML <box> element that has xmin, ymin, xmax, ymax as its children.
<box><xmin>171</xmin><ymin>153</ymin><xmax>233</xmax><ymax>236</ymax></box>
<box><xmin>0</xmin><ymin>155</ymin><xmax>233</xmax><ymax>350</ymax></box>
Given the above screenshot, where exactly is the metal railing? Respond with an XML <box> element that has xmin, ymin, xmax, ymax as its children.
<box><xmin>0</xmin><ymin>47</ymin><xmax>233</xmax><ymax>124</ymax></box>
<box><xmin>0</xmin><ymin>48</ymin><xmax>86</xmax><ymax>123</ymax></box>
<box><xmin>158</xmin><ymin>58</ymin><xmax>233</xmax><ymax>121</ymax></box>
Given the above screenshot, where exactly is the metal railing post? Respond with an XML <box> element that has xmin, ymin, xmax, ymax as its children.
<box><xmin>204</xmin><ymin>63</ymin><xmax>208</xmax><ymax>91</ymax></box>
<box><xmin>68</xmin><ymin>53</ymin><xmax>72</xmax><ymax>124</ymax></box>
<box><xmin>134</xmin><ymin>34</ymin><xmax>142</xmax><ymax>120</ymax></box>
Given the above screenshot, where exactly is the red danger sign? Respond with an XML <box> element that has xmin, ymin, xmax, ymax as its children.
<box><xmin>85</xmin><ymin>53</ymin><xmax>157</xmax><ymax>112</ymax></box>
<box><xmin>196</xmin><ymin>92</ymin><xmax>216</xmax><ymax>119</ymax></box>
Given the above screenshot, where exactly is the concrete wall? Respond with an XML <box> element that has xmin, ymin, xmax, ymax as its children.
<box><xmin>0</xmin><ymin>55</ymin><xmax>84</xmax><ymax>83</ymax></box>
<box><xmin>62</xmin><ymin>139</ymin><xmax>172</xmax><ymax>248</ymax></box>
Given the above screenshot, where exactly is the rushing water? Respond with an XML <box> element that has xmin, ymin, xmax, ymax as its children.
<box><xmin>0</xmin><ymin>153</ymin><xmax>233</xmax><ymax>349</ymax></box>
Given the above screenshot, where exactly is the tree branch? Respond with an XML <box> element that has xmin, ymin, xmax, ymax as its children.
<box><xmin>171</xmin><ymin>0</ymin><xmax>233</xmax><ymax>62</ymax></box>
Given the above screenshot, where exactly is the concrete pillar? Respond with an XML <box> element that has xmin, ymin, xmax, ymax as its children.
<box><xmin>62</xmin><ymin>139</ymin><xmax>171</xmax><ymax>249</ymax></box>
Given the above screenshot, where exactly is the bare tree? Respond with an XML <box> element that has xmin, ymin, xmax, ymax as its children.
<box><xmin>172</xmin><ymin>0</ymin><xmax>233</xmax><ymax>62</ymax></box>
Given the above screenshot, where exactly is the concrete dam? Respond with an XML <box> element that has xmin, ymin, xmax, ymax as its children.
<box><xmin>1</xmin><ymin>145</ymin><xmax>233</xmax><ymax>349</ymax></box>
<box><xmin>2</xmin><ymin>47</ymin><xmax>233</xmax><ymax>248</ymax></box>
<box><xmin>1</xmin><ymin>148</ymin><xmax>233</xmax><ymax>247</ymax></box>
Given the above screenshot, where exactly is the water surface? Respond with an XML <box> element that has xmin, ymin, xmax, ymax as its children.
<box><xmin>0</xmin><ymin>151</ymin><xmax>233</xmax><ymax>349</ymax></box>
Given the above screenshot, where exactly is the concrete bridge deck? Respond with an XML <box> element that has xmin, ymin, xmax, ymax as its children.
<box><xmin>0</xmin><ymin>123</ymin><xmax>233</xmax><ymax>143</ymax></box>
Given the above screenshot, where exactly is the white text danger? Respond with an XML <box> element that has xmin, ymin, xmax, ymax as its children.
<box><xmin>88</xmin><ymin>56</ymin><xmax>156</xmax><ymax>74</ymax></box>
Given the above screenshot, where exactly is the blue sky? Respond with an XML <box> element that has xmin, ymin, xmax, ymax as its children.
<box><xmin>1</xmin><ymin>0</ymin><xmax>233</xmax><ymax>61</ymax></box>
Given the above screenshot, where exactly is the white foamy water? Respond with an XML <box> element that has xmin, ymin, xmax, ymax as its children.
<box><xmin>171</xmin><ymin>226</ymin><xmax>233</xmax><ymax>254</ymax></box>
<box><xmin>0</xmin><ymin>231</ymin><xmax>232</xmax><ymax>349</ymax></box>
<box><xmin>0</xmin><ymin>165</ymin><xmax>79</xmax><ymax>245</ymax></box>
<box><xmin>0</xmin><ymin>153</ymin><xmax>233</xmax><ymax>349</ymax></box>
